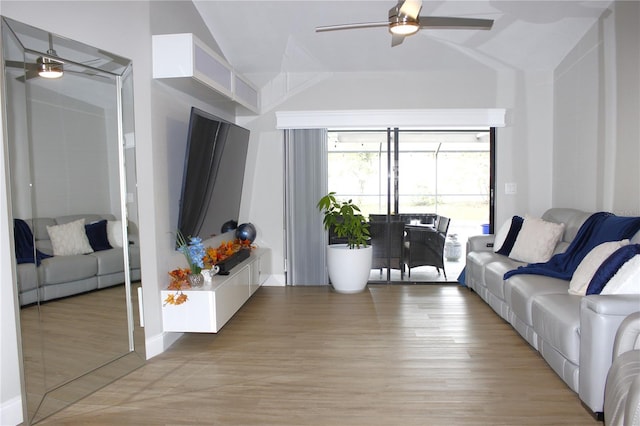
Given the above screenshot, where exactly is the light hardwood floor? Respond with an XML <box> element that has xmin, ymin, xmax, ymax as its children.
<box><xmin>39</xmin><ymin>285</ymin><xmax>599</xmax><ymax>425</ymax></box>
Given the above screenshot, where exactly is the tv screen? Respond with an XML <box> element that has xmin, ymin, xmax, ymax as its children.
<box><xmin>177</xmin><ymin>107</ymin><xmax>250</xmax><ymax>239</ymax></box>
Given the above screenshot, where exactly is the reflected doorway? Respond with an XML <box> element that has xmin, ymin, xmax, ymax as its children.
<box><xmin>327</xmin><ymin>129</ymin><xmax>494</xmax><ymax>283</ymax></box>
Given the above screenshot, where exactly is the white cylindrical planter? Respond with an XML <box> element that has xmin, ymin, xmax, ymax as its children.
<box><xmin>326</xmin><ymin>244</ymin><xmax>373</xmax><ymax>294</ymax></box>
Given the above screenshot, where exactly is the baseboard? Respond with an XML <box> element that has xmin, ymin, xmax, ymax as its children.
<box><xmin>0</xmin><ymin>395</ymin><xmax>23</xmax><ymax>426</ymax></box>
<box><xmin>262</xmin><ymin>274</ymin><xmax>285</xmax><ymax>286</ymax></box>
<box><xmin>145</xmin><ymin>331</ymin><xmax>183</xmax><ymax>359</ymax></box>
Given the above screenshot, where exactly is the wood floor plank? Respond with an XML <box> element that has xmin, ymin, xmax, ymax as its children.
<box><xmin>39</xmin><ymin>285</ymin><xmax>599</xmax><ymax>425</ymax></box>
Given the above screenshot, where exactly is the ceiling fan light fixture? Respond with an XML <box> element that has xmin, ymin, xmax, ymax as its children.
<box><xmin>37</xmin><ymin>53</ymin><xmax>63</xmax><ymax>79</ymax></box>
<box><xmin>389</xmin><ymin>21</ymin><xmax>420</xmax><ymax>35</ymax></box>
<box><xmin>389</xmin><ymin>14</ymin><xmax>420</xmax><ymax>36</ymax></box>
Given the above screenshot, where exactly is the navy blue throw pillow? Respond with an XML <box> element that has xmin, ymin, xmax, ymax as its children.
<box><xmin>496</xmin><ymin>215</ymin><xmax>524</xmax><ymax>256</ymax></box>
<box><xmin>85</xmin><ymin>220</ymin><xmax>112</xmax><ymax>252</ymax></box>
<box><xmin>586</xmin><ymin>244</ymin><xmax>640</xmax><ymax>295</ymax></box>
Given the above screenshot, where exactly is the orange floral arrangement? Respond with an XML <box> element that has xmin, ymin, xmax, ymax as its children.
<box><xmin>164</xmin><ymin>268</ymin><xmax>191</xmax><ymax>306</ymax></box>
<box><xmin>203</xmin><ymin>238</ymin><xmax>254</xmax><ymax>268</ymax></box>
<box><xmin>164</xmin><ymin>239</ymin><xmax>255</xmax><ymax>306</ymax></box>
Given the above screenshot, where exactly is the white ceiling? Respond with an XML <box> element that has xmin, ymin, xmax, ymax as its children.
<box><xmin>193</xmin><ymin>0</ymin><xmax>612</xmax><ymax>89</ymax></box>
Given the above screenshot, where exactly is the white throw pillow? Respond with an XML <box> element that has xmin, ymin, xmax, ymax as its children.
<box><xmin>107</xmin><ymin>220</ymin><xmax>124</xmax><ymax>248</ymax></box>
<box><xmin>46</xmin><ymin>218</ymin><xmax>94</xmax><ymax>256</ymax></box>
<box><xmin>569</xmin><ymin>239</ymin><xmax>630</xmax><ymax>295</ymax></box>
<box><xmin>509</xmin><ymin>215</ymin><xmax>565</xmax><ymax>264</ymax></box>
<box><xmin>600</xmin><ymin>255</ymin><xmax>640</xmax><ymax>294</ymax></box>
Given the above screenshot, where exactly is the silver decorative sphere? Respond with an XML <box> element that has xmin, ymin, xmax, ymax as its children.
<box><xmin>235</xmin><ymin>223</ymin><xmax>257</xmax><ymax>243</ymax></box>
<box><xmin>221</xmin><ymin>220</ymin><xmax>238</xmax><ymax>233</ymax></box>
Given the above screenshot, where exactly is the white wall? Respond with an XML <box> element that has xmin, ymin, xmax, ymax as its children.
<box><xmin>242</xmin><ymin>67</ymin><xmax>555</xmax><ymax>284</ymax></box>
<box><xmin>553</xmin><ymin>1</ymin><xmax>640</xmax><ymax>216</ymax></box>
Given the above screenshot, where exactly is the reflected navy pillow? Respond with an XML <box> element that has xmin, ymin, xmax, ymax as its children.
<box><xmin>85</xmin><ymin>220</ymin><xmax>112</xmax><ymax>252</ymax></box>
<box><xmin>586</xmin><ymin>244</ymin><xmax>640</xmax><ymax>295</ymax></box>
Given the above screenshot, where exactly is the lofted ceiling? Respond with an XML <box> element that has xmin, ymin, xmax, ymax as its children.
<box><xmin>193</xmin><ymin>0</ymin><xmax>613</xmax><ymax>89</ymax></box>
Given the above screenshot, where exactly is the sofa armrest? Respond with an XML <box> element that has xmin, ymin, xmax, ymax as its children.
<box><xmin>626</xmin><ymin>374</ymin><xmax>640</xmax><ymax>426</ymax></box>
<box><xmin>613</xmin><ymin>312</ymin><xmax>640</xmax><ymax>357</ymax></box>
<box><xmin>466</xmin><ymin>235</ymin><xmax>495</xmax><ymax>253</ymax></box>
<box><xmin>579</xmin><ymin>295</ymin><xmax>640</xmax><ymax>414</ymax></box>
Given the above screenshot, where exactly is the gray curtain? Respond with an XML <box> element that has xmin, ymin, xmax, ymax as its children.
<box><xmin>284</xmin><ymin>129</ymin><xmax>328</xmax><ymax>285</ymax></box>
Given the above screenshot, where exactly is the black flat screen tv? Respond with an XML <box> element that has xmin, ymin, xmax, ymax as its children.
<box><xmin>177</xmin><ymin>107</ymin><xmax>250</xmax><ymax>239</ymax></box>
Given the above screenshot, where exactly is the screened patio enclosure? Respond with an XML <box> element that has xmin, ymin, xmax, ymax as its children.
<box><xmin>327</xmin><ymin>129</ymin><xmax>493</xmax><ymax>283</ymax></box>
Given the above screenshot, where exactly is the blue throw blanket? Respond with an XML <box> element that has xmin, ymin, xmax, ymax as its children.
<box><xmin>503</xmin><ymin>212</ymin><xmax>640</xmax><ymax>281</ymax></box>
<box><xmin>14</xmin><ymin>218</ymin><xmax>51</xmax><ymax>265</ymax></box>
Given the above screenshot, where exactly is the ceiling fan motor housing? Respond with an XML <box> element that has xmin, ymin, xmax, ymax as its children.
<box><xmin>388</xmin><ymin>2</ymin><xmax>420</xmax><ymax>35</ymax></box>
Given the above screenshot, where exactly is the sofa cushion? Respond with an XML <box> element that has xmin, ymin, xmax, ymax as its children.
<box><xmin>465</xmin><ymin>250</ymin><xmax>505</xmax><ymax>292</ymax></box>
<box><xmin>569</xmin><ymin>239</ymin><xmax>630</xmax><ymax>296</ymax></box>
<box><xmin>89</xmin><ymin>248</ymin><xmax>129</xmax><ymax>275</ymax></box>
<box><xmin>16</xmin><ymin>263</ymin><xmax>37</xmax><ymax>292</ymax></box>
<box><xmin>38</xmin><ymin>254</ymin><xmax>97</xmax><ymax>285</ymax></box>
<box><xmin>55</xmin><ymin>214</ymin><xmax>105</xmax><ymax>225</ymax></box>
<box><xmin>46</xmin><ymin>219</ymin><xmax>94</xmax><ymax>256</ymax></box>
<box><xmin>541</xmin><ymin>208</ymin><xmax>592</xmax><ymax>244</ymax></box>
<box><xmin>532</xmin><ymin>293</ymin><xmax>582</xmax><ymax>365</ymax></box>
<box><xmin>485</xmin><ymin>259</ymin><xmax>525</xmax><ymax>301</ymax></box>
<box><xmin>507</xmin><ymin>274</ymin><xmax>569</xmax><ymax>328</ymax></box>
<box><xmin>509</xmin><ymin>215</ymin><xmax>565</xmax><ymax>263</ymax></box>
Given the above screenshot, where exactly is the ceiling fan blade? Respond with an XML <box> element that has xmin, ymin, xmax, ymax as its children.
<box><xmin>316</xmin><ymin>21</ymin><xmax>389</xmax><ymax>32</ymax></box>
<box><xmin>5</xmin><ymin>60</ymin><xmax>28</xmax><ymax>69</ymax></box>
<box><xmin>15</xmin><ymin>68</ymin><xmax>40</xmax><ymax>82</ymax></box>
<box><xmin>6</xmin><ymin>60</ymin><xmax>41</xmax><ymax>72</ymax></box>
<box><xmin>399</xmin><ymin>0</ymin><xmax>422</xmax><ymax>20</ymax></box>
<box><xmin>391</xmin><ymin>34</ymin><xmax>406</xmax><ymax>47</ymax></box>
<box><xmin>419</xmin><ymin>16</ymin><xmax>494</xmax><ymax>30</ymax></box>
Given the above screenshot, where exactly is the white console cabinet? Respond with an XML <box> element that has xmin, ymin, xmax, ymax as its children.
<box><xmin>162</xmin><ymin>248</ymin><xmax>270</xmax><ymax>333</ymax></box>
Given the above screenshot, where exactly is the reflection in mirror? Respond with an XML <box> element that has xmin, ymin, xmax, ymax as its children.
<box><xmin>1</xmin><ymin>17</ymin><xmax>144</xmax><ymax>424</ymax></box>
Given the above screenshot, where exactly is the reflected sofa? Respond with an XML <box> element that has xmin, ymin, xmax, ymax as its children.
<box><xmin>465</xmin><ymin>208</ymin><xmax>640</xmax><ymax>416</ymax></box>
<box><xmin>15</xmin><ymin>214</ymin><xmax>141</xmax><ymax>306</ymax></box>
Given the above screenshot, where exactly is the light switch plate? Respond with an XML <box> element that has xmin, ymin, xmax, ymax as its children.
<box><xmin>505</xmin><ymin>182</ymin><xmax>517</xmax><ymax>194</ymax></box>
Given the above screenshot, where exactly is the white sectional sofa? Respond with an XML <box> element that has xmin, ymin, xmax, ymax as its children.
<box><xmin>15</xmin><ymin>213</ymin><xmax>141</xmax><ymax>306</ymax></box>
<box><xmin>465</xmin><ymin>208</ymin><xmax>640</xmax><ymax>416</ymax></box>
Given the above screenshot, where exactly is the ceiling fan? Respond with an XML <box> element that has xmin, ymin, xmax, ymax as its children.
<box><xmin>316</xmin><ymin>0</ymin><xmax>494</xmax><ymax>47</ymax></box>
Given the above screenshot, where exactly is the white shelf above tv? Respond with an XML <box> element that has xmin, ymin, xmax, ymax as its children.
<box><xmin>152</xmin><ymin>33</ymin><xmax>259</xmax><ymax>114</ymax></box>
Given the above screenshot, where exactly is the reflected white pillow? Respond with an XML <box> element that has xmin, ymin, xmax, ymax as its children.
<box><xmin>569</xmin><ymin>239</ymin><xmax>629</xmax><ymax>295</ymax></box>
<box><xmin>107</xmin><ymin>220</ymin><xmax>124</xmax><ymax>248</ymax></box>
<box><xmin>47</xmin><ymin>218</ymin><xmax>94</xmax><ymax>256</ymax></box>
<box><xmin>601</xmin><ymin>255</ymin><xmax>640</xmax><ymax>294</ymax></box>
<box><xmin>509</xmin><ymin>215</ymin><xmax>565</xmax><ymax>263</ymax></box>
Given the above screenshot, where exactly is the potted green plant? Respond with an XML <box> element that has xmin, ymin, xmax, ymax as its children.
<box><xmin>317</xmin><ymin>192</ymin><xmax>372</xmax><ymax>293</ymax></box>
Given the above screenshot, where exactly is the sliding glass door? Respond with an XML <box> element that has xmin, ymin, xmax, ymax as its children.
<box><xmin>328</xmin><ymin>128</ymin><xmax>493</xmax><ymax>283</ymax></box>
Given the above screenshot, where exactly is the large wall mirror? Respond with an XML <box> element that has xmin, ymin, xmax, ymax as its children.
<box><xmin>1</xmin><ymin>17</ymin><xmax>144</xmax><ymax>424</ymax></box>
